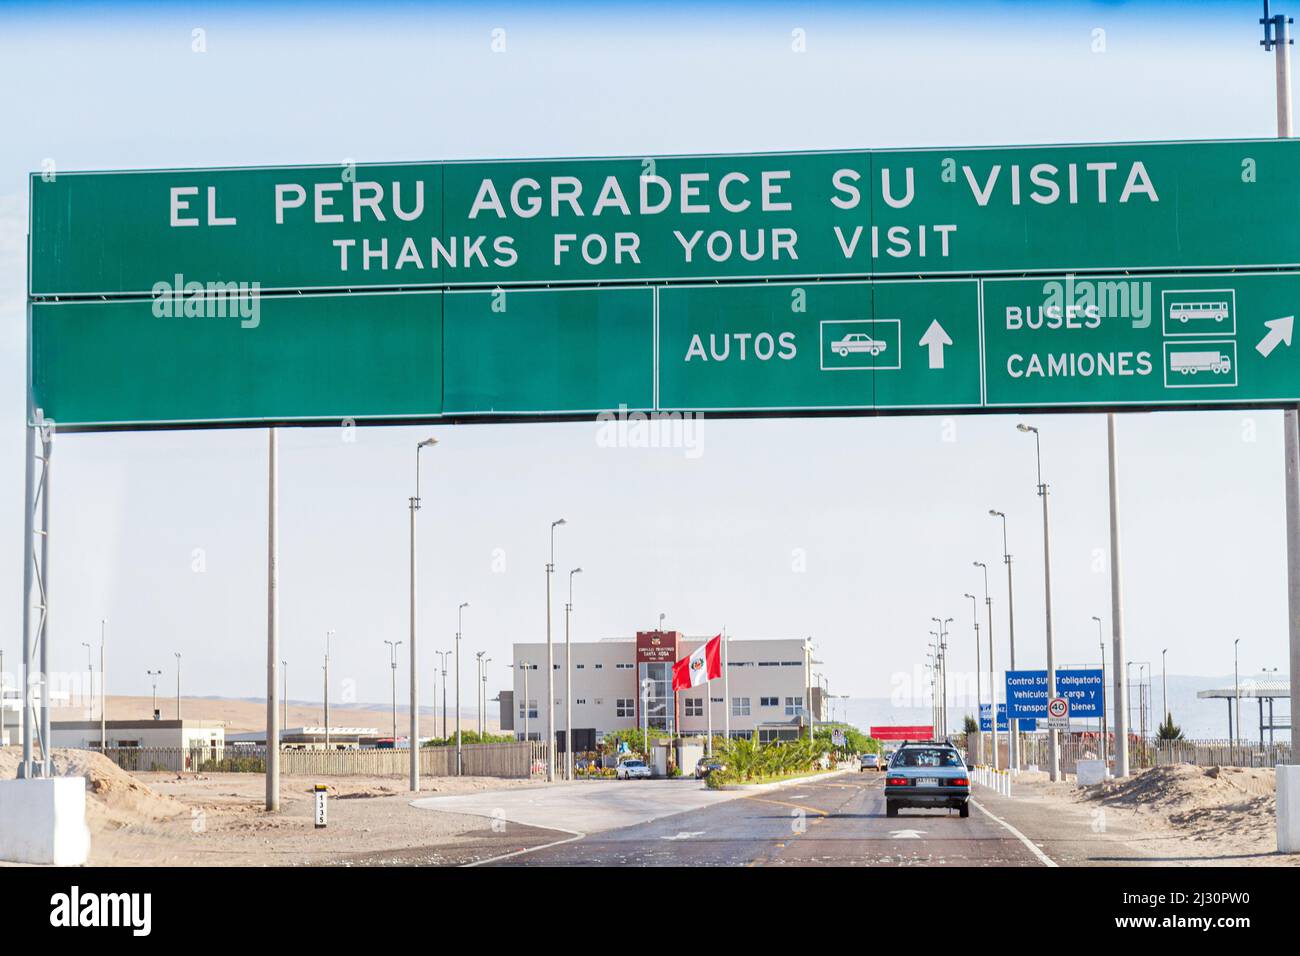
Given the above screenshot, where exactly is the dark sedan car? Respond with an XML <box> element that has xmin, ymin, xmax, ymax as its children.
<box><xmin>883</xmin><ymin>742</ymin><xmax>972</xmax><ymax>818</ymax></box>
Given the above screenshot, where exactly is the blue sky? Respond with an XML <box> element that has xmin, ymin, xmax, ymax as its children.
<box><xmin>0</xmin><ymin>0</ymin><xmax>1292</xmax><ymax>725</ymax></box>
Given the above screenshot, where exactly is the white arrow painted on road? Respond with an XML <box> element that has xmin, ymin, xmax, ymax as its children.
<box><xmin>918</xmin><ymin>320</ymin><xmax>952</xmax><ymax>369</ymax></box>
<box><xmin>890</xmin><ymin>829</ymin><xmax>927</xmax><ymax>839</ymax></box>
<box><xmin>660</xmin><ymin>831</ymin><xmax>705</xmax><ymax>841</ymax></box>
<box><xmin>1257</xmin><ymin>315</ymin><xmax>1294</xmax><ymax>358</ymax></box>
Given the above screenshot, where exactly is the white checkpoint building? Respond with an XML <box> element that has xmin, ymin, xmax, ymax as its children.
<box><xmin>503</xmin><ymin>631</ymin><xmax>825</xmax><ymax>748</ymax></box>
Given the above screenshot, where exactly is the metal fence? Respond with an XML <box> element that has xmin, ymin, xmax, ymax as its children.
<box><xmin>93</xmin><ymin>741</ymin><xmax>546</xmax><ymax>778</ymax></box>
<box><xmin>1015</xmin><ymin>734</ymin><xmax>1293</xmax><ymax>774</ymax></box>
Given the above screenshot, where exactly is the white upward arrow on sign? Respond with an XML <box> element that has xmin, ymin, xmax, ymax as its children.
<box><xmin>1256</xmin><ymin>315</ymin><xmax>1294</xmax><ymax>358</ymax></box>
<box><xmin>918</xmin><ymin>320</ymin><xmax>952</xmax><ymax>369</ymax></box>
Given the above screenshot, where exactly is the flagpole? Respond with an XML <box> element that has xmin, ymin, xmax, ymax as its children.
<box><xmin>723</xmin><ymin>626</ymin><xmax>729</xmax><ymax>742</ymax></box>
<box><xmin>707</xmin><ymin>667</ymin><xmax>713</xmax><ymax>756</ymax></box>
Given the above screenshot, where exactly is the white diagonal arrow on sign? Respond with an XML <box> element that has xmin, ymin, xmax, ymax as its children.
<box><xmin>1257</xmin><ymin>315</ymin><xmax>1294</xmax><ymax>358</ymax></box>
<box><xmin>918</xmin><ymin>320</ymin><xmax>952</xmax><ymax>369</ymax></box>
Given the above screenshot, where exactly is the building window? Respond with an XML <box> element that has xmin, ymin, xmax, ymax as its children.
<box><xmin>781</xmin><ymin>661</ymin><xmax>801</xmax><ymax>666</ymax></box>
<box><xmin>616</xmin><ymin>663</ymin><xmax>634</xmax><ymax>670</ymax></box>
<box><xmin>728</xmin><ymin>661</ymin><xmax>752</xmax><ymax>667</ymax></box>
<box><xmin>576</xmin><ymin>664</ymin><xmax>585</xmax><ymax>669</ymax></box>
<box><xmin>518</xmin><ymin>699</ymin><xmax>538</xmax><ymax>719</ymax></box>
<box><xmin>732</xmin><ymin>697</ymin><xmax>751</xmax><ymax>717</ymax></box>
<box><xmin>758</xmin><ymin>661</ymin><xmax>779</xmax><ymax>667</ymax></box>
<box><xmin>594</xmin><ymin>663</ymin><xmax>603</xmax><ymax>670</ymax></box>
<box><xmin>685</xmin><ymin>697</ymin><xmax>703</xmax><ymax>717</ymax></box>
<box><xmin>616</xmin><ymin>698</ymin><xmax>635</xmax><ymax>718</ymax></box>
<box><xmin>576</xmin><ymin>698</ymin><xmax>587</xmax><ymax>705</ymax></box>
<box><xmin>760</xmin><ymin>696</ymin><xmax>778</xmax><ymax>707</ymax></box>
<box><xmin>785</xmin><ymin>696</ymin><xmax>804</xmax><ymax>717</ymax></box>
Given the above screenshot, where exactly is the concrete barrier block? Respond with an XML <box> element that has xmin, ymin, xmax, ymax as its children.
<box><xmin>1277</xmin><ymin>765</ymin><xmax>1300</xmax><ymax>854</ymax></box>
<box><xmin>1076</xmin><ymin>759</ymin><xmax>1107</xmax><ymax>787</ymax></box>
<box><xmin>0</xmin><ymin>777</ymin><xmax>91</xmax><ymax>865</ymax></box>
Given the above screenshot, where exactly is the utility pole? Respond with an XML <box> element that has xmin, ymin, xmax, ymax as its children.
<box><xmin>175</xmin><ymin>652</ymin><xmax>182</xmax><ymax>720</ymax></box>
<box><xmin>990</xmin><ymin>509</ymin><xmax>1019</xmax><ymax>770</ymax></box>
<box><xmin>475</xmin><ymin>651</ymin><xmax>488</xmax><ymax>737</ymax></box>
<box><xmin>281</xmin><ymin>661</ymin><xmax>288</xmax><ymax>732</ymax></box>
<box><xmin>1018</xmin><ymin>423</ymin><xmax>1059</xmax><ymax>782</ymax></box>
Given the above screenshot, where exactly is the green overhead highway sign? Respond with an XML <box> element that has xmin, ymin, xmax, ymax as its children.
<box><xmin>28</xmin><ymin>139</ymin><xmax>1300</xmax><ymax>296</ymax></box>
<box><xmin>26</xmin><ymin>140</ymin><xmax>1300</xmax><ymax>429</ymax></box>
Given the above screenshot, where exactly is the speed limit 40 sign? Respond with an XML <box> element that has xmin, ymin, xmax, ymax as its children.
<box><xmin>1045</xmin><ymin>697</ymin><xmax>1070</xmax><ymax>730</ymax></box>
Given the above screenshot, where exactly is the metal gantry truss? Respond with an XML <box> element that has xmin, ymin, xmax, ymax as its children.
<box><xmin>21</xmin><ymin>409</ymin><xmax>52</xmax><ymax>778</ymax></box>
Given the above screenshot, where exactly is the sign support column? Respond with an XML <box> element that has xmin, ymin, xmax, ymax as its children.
<box><xmin>266</xmin><ymin>428</ymin><xmax>280</xmax><ymax>811</ymax></box>
<box><xmin>1108</xmin><ymin>414</ymin><xmax>1129</xmax><ymax>778</ymax></box>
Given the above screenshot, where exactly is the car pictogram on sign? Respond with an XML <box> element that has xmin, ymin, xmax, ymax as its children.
<box><xmin>830</xmin><ymin>332</ymin><xmax>887</xmax><ymax>358</ymax></box>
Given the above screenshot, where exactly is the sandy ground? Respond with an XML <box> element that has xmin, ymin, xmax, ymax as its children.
<box><xmin>1013</xmin><ymin>764</ymin><xmax>1297</xmax><ymax>865</ymax></box>
<box><xmin>49</xmin><ymin>695</ymin><xmax>501</xmax><ymax>735</ymax></box>
<box><xmin>0</xmin><ymin>748</ymin><xmax>548</xmax><ymax>866</ymax></box>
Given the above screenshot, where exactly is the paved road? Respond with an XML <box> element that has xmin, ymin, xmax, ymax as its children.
<box><xmin>482</xmin><ymin>773</ymin><xmax>1047</xmax><ymax>866</ymax></box>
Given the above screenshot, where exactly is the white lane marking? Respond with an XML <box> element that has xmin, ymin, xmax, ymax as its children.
<box><xmin>661</xmin><ymin>831</ymin><xmax>706</xmax><ymax>841</ymax></box>
<box><xmin>970</xmin><ymin>799</ymin><xmax>1058</xmax><ymax>868</ymax></box>
<box><xmin>462</xmin><ymin>826</ymin><xmax>586</xmax><ymax>868</ymax></box>
<box><xmin>890</xmin><ymin>829</ymin><xmax>927</xmax><ymax>839</ymax></box>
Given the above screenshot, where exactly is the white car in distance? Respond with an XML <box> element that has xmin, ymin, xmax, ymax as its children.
<box><xmin>616</xmin><ymin>759</ymin><xmax>652</xmax><ymax>780</ymax></box>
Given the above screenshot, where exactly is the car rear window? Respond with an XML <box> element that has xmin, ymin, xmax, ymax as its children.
<box><xmin>896</xmin><ymin>748</ymin><xmax>962</xmax><ymax>768</ymax></box>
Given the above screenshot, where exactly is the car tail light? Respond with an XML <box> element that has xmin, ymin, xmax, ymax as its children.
<box><xmin>886</xmin><ymin>776</ymin><xmax>908</xmax><ymax>786</ymax></box>
<box><xmin>951</xmin><ymin>777</ymin><xmax>969</xmax><ymax>787</ymax></box>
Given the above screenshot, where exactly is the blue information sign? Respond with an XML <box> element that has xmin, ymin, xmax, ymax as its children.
<box><xmin>1005</xmin><ymin>669</ymin><xmax>1104</xmax><ymax>719</ymax></box>
<box><xmin>979</xmin><ymin>702</ymin><xmax>1037</xmax><ymax>732</ymax></box>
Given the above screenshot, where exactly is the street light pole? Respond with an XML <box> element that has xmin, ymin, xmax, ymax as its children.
<box><xmin>975</xmin><ymin>562</ymin><xmax>998</xmax><ymax>769</ymax></box>
<box><xmin>1093</xmin><ymin>616</ymin><xmax>1107</xmax><ymax>765</ymax></box>
<box><xmin>384</xmin><ymin>640</ymin><xmax>402</xmax><ymax>742</ymax></box>
<box><xmin>99</xmin><ymin>619</ymin><xmax>106</xmax><ymax>754</ymax></box>
<box><xmin>520</xmin><ymin>661</ymin><xmax>531</xmax><ymax>740</ymax></box>
<box><xmin>323</xmin><ymin>629</ymin><xmax>333</xmax><ymax>750</ymax></box>
<box><xmin>1161</xmin><ymin>647</ymin><xmax>1169</xmax><ymax>726</ymax></box>
<box><xmin>1019</xmin><ymin>422</ymin><xmax>1060</xmax><ymax>782</ymax></box>
<box><xmin>565</xmin><ymin>567</ymin><xmax>583</xmax><ymax>780</ymax></box>
<box><xmin>546</xmin><ymin>518</ymin><xmax>566</xmax><ymax>782</ymax></box>
<box><xmin>963</xmin><ymin>592</ymin><xmax>982</xmax><ymax>764</ymax></box>
<box><xmin>81</xmin><ymin>642</ymin><xmax>92</xmax><ymax>722</ymax></box>
<box><xmin>456</xmin><ymin>601</ymin><xmax>468</xmax><ymax>774</ymax></box>
<box><xmin>435</xmin><ymin>649</ymin><xmax>451</xmax><ymax>739</ymax></box>
<box><xmin>1234</xmin><ymin>638</ymin><xmax>1241</xmax><ymax>753</ymax></box>
<box><xmin>174</xmin><ymin>652</ymin><xmax>181</xmax><ymax>720</ymax></box>
<box><xmin>475</xmin><ymin>651</ymin><xmax>488</xmax><ymax>737</ymax></box>
<box><xmin>281</xmin><ymin>660</ymin><xmax>288</xmax><ymax>732</ymax></box>
<box><xmin>409</xmin><ymin>436</ymin><xmax>437</xmax><ymax>793</ymax></box>
<box><xmin>147</xmin><ymin>669</ymin><xmax>161</xmax><ymax>719</ymax></box>
<box><xmin>990</xmin><ymin>509</ymin><xmax>1019</xmax><ymax>770</ymax></box>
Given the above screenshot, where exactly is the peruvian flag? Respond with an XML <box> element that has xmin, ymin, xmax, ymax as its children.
<box><xmin>672</xmin><ymin>634</ymin><xmax>722</xmax><ymax>691</ymax></box>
